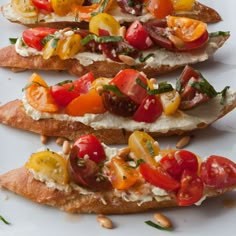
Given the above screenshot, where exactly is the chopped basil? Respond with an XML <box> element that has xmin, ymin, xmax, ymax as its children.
<box><xmin>98</xmin><ymin>0</ymin><xmax>110</xmax><ymax>13</ymax></box>
<box><xmin>145</xmin><ymin>220</ymin><xmax>173</xmax><ymax>231</ymax></box>
<box><xmin>41</xmin><ymin>34</ymin><xmax>55</xmax><ymax>46</ymax></box>
<box><xmin>22</xmin><ymin>81</ymin><xmax>47</xmax><ymax>92</ymax></box>
<box><xmin>189</xmin><ymin>77</ymin><xmax>218</xmax><ymax>98</ymax></box>
<box><xmin>103</xmin><ymin>84</ymin><xmax>124</xmax><ymax>96</ymax></box>
<box><xmin>128</xmin><ymin>0</ymin><xmax>135</xmax><ymax>7</ymax></box>
<box><xmin>138</xmin><ymin>53</ymin><xmax>154</xmax><ymax>63</ymax></box>
<box><xmin>146</xmin><ymin>140</ymin><xmax>155</xmax><ymax>157</ymax></box>
<box><xmin>148</xmin><ymin>82</ymin><xmax>174</xmax><ymax>95</ymax></box>
<box><xmin>136</xmin><ymin>77</ymin><xmax>149</xmax><ymax>90</ymax></box>
<box><xmin>176</xmin><ymin>78</ymin><xmax>181</xmax><ymax>92</ymax></box>
<box><xmin>209</xmin><ymin>31</ymin><xmax>230</xmax><ymax>37</ymax></box>
<box><xmin>80</xmin><ymin>34</ymin><xmax>123</xmax><ymax>46</ymax></box>
<box><xmin>128</xmin><ymin>159</ymin><xmax>145</xmax><ymax>168</ymax></box>
<box><xmin>9</xmin><ymin>38</ymin><xmax>18</xmax><ymax>44</ymax></box>
<box><xmin>0</xmin><ymin>215</ymin><xmax>10</xmax><ymax>225</ymax></box>
<box><xmin>57</xmin><ymin>80</ymin><xmax>73</xmax><ymax>86</ymax></box>
<box><xmin>220</xmin><ymin>86</ymin><xmax>230</xmax><ymax>104</ymax></box>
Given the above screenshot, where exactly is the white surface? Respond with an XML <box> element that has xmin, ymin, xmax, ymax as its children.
<box><xmin>0</xmin><ymin>1</ymin><xmax>236</xmax><ymax>235</ymax></box>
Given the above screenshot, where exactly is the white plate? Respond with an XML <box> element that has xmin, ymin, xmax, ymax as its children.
<box><xmin>0</xmin><ymin>1</ymin><xmax>236</xmax><ymax>235</ymax></box>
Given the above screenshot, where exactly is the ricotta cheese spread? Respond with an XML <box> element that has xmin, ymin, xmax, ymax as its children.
<box><xmin>22</xmin><ymin>89</ymin><xmax>236</xmax><ymax>133</ymax></box>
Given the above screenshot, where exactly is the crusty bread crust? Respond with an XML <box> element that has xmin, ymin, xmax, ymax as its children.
<box><xmin>0</xmin><ymin>166</ymin><xmax>234</xmax><ymax>214</ymax></box>
<box><xmin>1</xmin><ymin>2</ymin><xmax>221</xmax><ymax>29</ymax></box>
<box><xmin>0</xmin><ymin>98</ymin><xmax>236</xmax><ymax>144</ymax></box>
<box><xmin>0</xmin><ymin>34</ymin><xmax>230</xmax><ymax>78</ymax></box>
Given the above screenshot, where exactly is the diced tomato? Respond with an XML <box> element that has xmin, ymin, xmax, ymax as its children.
<box><xmin>65</xmin><ymin>89</ymin><xmax>106</xmax><ymax>116</ymax></box>
<box><xmin>200</xmin><ymin>155</ymin><xmax>236</xmax><ymax>189</ymax></box>
<box><xmin>139</xmin><ymin>162</ymin><xmax>180</xmax><ymax>191</ymax></box>
<box><xmin>109</xmin><ymin>157</ymin><xmax>139</xmax><ymax>190</ymax></box>
<box><xmin>125</xmin><ymin>20</ymin><xmax>153</xmax><ymax>50</ymax></box>
<box><xmin>177</xmin><ymin>170</ymin><xmax>204</xmax><ymax>206</ymax></box>
<box><xmin>22</xmin><ymin>27</ymin><xmax>57</xmax><ymax>51</ymax></box>
<box><xmin>31</xmin><ymin>0</ymin><xmax>53</xmax><ymax>12</ymax></box>
<box><xmin>145</xmin><ymin>0</ymin><xmax>174</xmax><ymax>19</ymax></box>
<box><xmin>73</xmin><ymin>134</ymin><xmax>106</xmax><ymax>163</ymax></box>
<box><xmin>110</xmin><ymin>69</ymin><xmax>148</xmax><ymax>104</ymax></box>
<box><xmin>160</xmin><ymin>150</ymin><xmax>199</xmax><ymax>180</ymax></box>
<box><xmin>133</xmin><ymin>95</ymin><xmax>163</xmax><ymax>123</ymax></box>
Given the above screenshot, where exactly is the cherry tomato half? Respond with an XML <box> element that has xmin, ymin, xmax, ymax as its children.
<box><xmin>22</xmin><ymin>27</ymin><xmax>57</xmax><ymax>51</ymax></box>
<box><xmin>133</xmin><ymin>95</ymin><xmax>163</xmax><ymax>123</ymax></box>
<box><xmin>177</xmin><ymin>169</ymin><xmax>204</xmax><ymax>206</ymax></box>
<box><xmin>125</xmin><ymin>20</ymin><xmax>153</xmax><ymax>50</ymax></box>
<box><xmin>139</xmin><ymin>162</ymin><xmax>180</xmax><ymax>191</ymax></box>
<box><xmin>73</xmin><ymin>134</ymin><xmax>106</xmax><ymax>163</ymax></box>
<box><xmin>200</xmin><ymin>155</ymin><xmax>236</xmax><ymax>189</ymax></box>
<box><xmin>110</xmin><ymin>69</ymin><xmax>148</xmax><ymax>104</ymax></box>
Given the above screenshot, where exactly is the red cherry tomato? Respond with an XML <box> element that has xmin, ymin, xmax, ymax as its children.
<box><xmin>110</xmin><ymin>69</ymin><xmax>148</xmax><ymax>104</ymax></box>
<box><xmin>73</xmin><ymin>134</ymin><xmax>106</xmax><ymax>163</ymax></box>
<box><xmin>145</xmin><ymin>0</ymin><xmax>174</xmax><ymax>19</ymax></box>
<box><xmin>160</xmin><ymin>150</ymin><xmax>199</xmax><ymax>180</ymax></box>
<box><xmin>22</xmin><ymin>27</ymin><xmax>57</xmax><ymax>51</ymax></box>
<box><xmin>133</xmin><ymin>95</ymin><xmax>163</xmax><ymax>123</ymax></box>
<box><xmin>139</xmin><ymin>162</ymin><xmax>180</xmax><ymax>191</ymax></box>
<box><xmin>50</xmin><ymin>72</ymin><xmax>95</xmax><ymax>107</ymax></box>
<box><xmin>177</xmin><ymin>170</ymin><xmax>204</xmax><ymax>206</ymax></box>
<box><xmin>125</xmin><ymin>20</ymin><xmax>153</xmax><ymax>50</ymax></box>
<box><xmin>32</xmin><ymin>0</ymin><xmax>53</xmax><ymax>12</ymax></box>
<box><xmin>200</xmin><ymin>155</ymin><xmax>236</xmax><ymax>189</ymax></box>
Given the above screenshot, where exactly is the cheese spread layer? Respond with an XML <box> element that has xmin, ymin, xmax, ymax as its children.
<box><xmin>22</xmin><ymin>90</ymin><xmax>236</xmax><ymax>133</ymax></box>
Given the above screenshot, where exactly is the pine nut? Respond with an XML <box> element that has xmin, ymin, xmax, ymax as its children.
<box><xmin>118</xmin><ymin>54</ymin><xmax>136</xmax><ymax>66</ymax></box>
<box><xmin>62</xmin><ymin>140</ymin><xmax>71</xmax><ymax>155</ymax></box>
<box><xmin>40</xmin><ymin>135</ymin><xmax>48</xmax><ymax>144</ymax></box>
<box><xmin>97</xmin><ymin>215</ymin><xmax>113</xmax><ymax>229</ymax></box>
<box><xmin>56</xmin><ymin>137</ymin><xmax>66</xmax><ymax>146</ymax></box>
<box><xmin>176</xmin><ymin>135</ymin><xmax>191</xmax><ymax>149</ymax></box>
<box><xmin>153</xmin><ymin>213</ymin><xmax>172</xmax><ymax>228</ymax></box>
<box><xmin>119</xmin><ymin>26</ymin><xmax>126</xmax><ymax>38</ymax></box>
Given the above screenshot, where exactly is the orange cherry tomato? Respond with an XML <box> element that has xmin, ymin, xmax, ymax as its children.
<box><xmin>65</xmin><ymin>89</ymin><xmax>106</xmax><ymax>116</ymax></box>
<box><xmin>145</xmin><ymin>0</ymin><xmax>174</xmax><ymax>19</ymax></box>
<box><xmin>72</xmin><ymin>0</ymin><xmax>113</xmax><ymax>21</ymax></box>
<box><xmin>167</xmin><ymin>16</ymin><xmax>207</xmax><ymax>42</ymax></box>
<box><xmin>109</xmin><ymin>157</ymin><xmax>139</xmax><ymax>190</ymax></box>
<box><xmin>25</xmin><ymin>73</ymin><xmax>59</xmax><ymax>113</ymax></box>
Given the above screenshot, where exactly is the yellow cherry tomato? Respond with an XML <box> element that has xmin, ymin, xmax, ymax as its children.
<box><xmin>89</xmin><ymin>13</ymin><xmax>120</xmax><ymax>36</ymax></box>
<box><xmin>167</xmin><ymin>16</ymin><xmax>207</xmax><ymax>42</ymax></box>
<box><xmin>56</xmin><ymin>33</ymin><xmax>82</xmax><ymax>60</ymax></box>
<box><xmin>109</xmin><ymin>157</ymin><xmax>139</xmax><ymax>190</ymax></box>
<box><xmin>51</xmin><ymin>0</ymin><xmax>84</xmax><ymax>16</ymax></box>
<box><xmin>42</xmin><ymin>37</ymin><xmax>58</xmax><ymax>60</ymax></box>
<box><xmin>12</xmin><ymin>0</ymin><xmax>38</xmax><ymax>18</ymax></box>
<box><xmin>160</xmin><ymin>90</ymin><xmax>181</xmax><ymax>116</ymax></box>
<box><xmin>25</xmin><ymin>150</ymin><xmax>69</xmax><ymax>185</ymax></box>
<box><xmin>25</xmin><ymin>73</ymin><xmax>59</xmax><ymax>113</ymax></box>
<box><xmin>128</xmin><ymin>131</ymin><xmax>160</xmax><ymax>167</ymax></box>
<box><xmin>172</xmin><ymin>0</ymin><xmax>195</xmax><ymax>11</ymax></box>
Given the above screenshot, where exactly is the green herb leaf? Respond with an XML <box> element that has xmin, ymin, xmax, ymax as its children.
<box><xmin>103</xmin><ymin>84</ymin><xmax>124</xmax><ymax>96</ymax></box>
<box><xmin>209</xmin><ymin>31</ymin><xmax>230</xmax><ymax>37</ymax></box>
<box><xmin>57</xmin><ymin>80</ymin><xmax>73</xmax><ymax>86</ymax></box>
<box><xmin>139</xmin><ymin>53</ymin><xmax>154</xmax><ymax>63</ymax></box>
<box><xmin>128</xmin><ymin>159</ymin><xmax>145</xmax><ymax>168</ymax></box>
<box><xmin>41</xmin><ymin>34</ymin><xmax>55</xmax><ymax>46</ymax></box>
<box><xmin>80</xmin><ymin>34</ymin><xmax>123</xmax><ymax>46</ymax></box>
<box><xmin>0</xmin><ymin>215</ymin><xmax>10</xmax><ymax>225</ymax></box>
<box><xmin>98</xmin><ymin>0</ymin><xmax>110</xmax><ymax>13</ymax></box>
<box><xmin>136</xmin><ymin>77</ymin><xmax>149</xmax><ymax>90</ymax></box>
<box><xmin>145</xmin><ymin>220</ymin><xmax>173</xmax><ymax>231</ymax></box>
<box><xmin>189</xmin><ymin>77</ymin><xmax>218</xmax><ymax>98</ymax></box>
<box><xmin>220</xmin><ymin>86</ymin><xmax>230</xmax><ymax>104</ymax></box>
<box><xmin>9</xmin><ymin>38</ymin><xmax>18</xmax><ymax>44</ymax></box>
<box><xmin>22</xmin><ymin>81</ymin><xmax>48</xmax><ymax>92</ymax></box>
<box><xmin>146</xmin><ymin>140</ymin><xmax>155</xmax><ymax>157</ymax></box>
<box><xmin>149</xmin><ymin>82</ymin><xmax>174</xmax><ymax>95</ymax></box>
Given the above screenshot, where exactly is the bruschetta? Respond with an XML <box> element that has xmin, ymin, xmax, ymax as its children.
<box><xmin>0</xmin><ymin>66</ymin><xmax>235</xmax><ymax>144</ymax></box>
<box><xmin>0</xmin><ymin>15</ymin><xmax>230</xmax><ymax>77</ymax></box>
<box><xmin>0</xmin><ymin>131</ymin><xmax>236</xmax><ymax>214</ymax></box>
<box><xmin>1</xmin><ymin>0</ymin><xmax>222</xmax><ymax>29</ymax></box>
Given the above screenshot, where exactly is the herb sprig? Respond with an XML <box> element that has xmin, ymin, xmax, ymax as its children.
<box><xmin>0</xmin><ymin>215</ymin><xmax>10</xmax><ymax>225</ymax></box>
